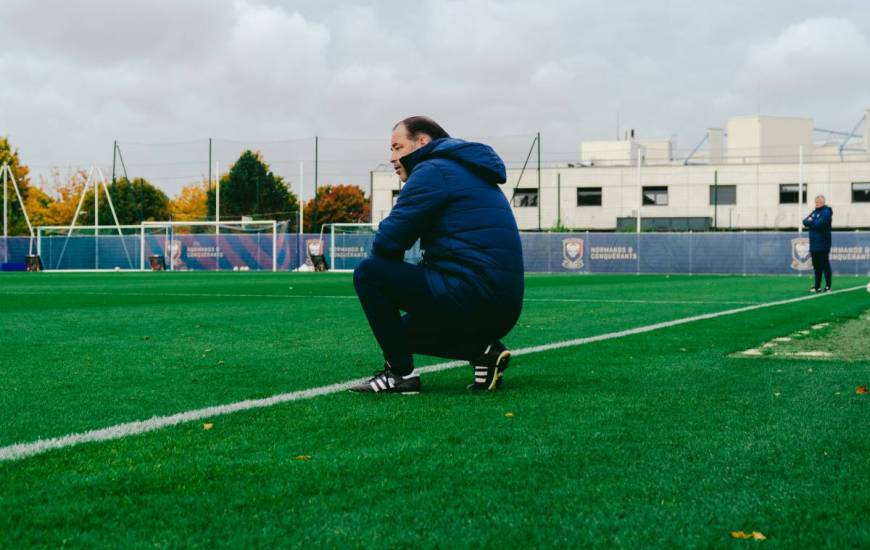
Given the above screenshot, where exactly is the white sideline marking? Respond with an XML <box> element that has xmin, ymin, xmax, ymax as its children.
<box><xmin>0</xmin><ymin>290</ymin><xmax>754</xmax><ymax>306</ymax></box>
<box><xmin>0</xmin><ymin>285</ymin><xmax>864</xmax><ymax>463</ymax></box>
<box><xmin>524</xmin><ymin>298</ymin><xmax>756</xmax><ymax>305</ymax></box>
<box><xmin>0</xmin><ymin>291</ymin><xmax>358</xmax><ymax>300</ymax></box>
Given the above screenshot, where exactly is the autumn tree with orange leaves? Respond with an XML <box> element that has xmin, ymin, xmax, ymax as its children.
<box><xmin>303</xmin><ymin>184</ymin><xmax>370</xmax><ymax>232</ymax></box>
<box><xmin>32</xmin><ymin>168</ymin><xmax>89</xmax><ymax>226</ymax></box>
<box><xmin>170</xmin><ymin>180</ymin><xmax>209</xmax><ymax>222</ymax></box>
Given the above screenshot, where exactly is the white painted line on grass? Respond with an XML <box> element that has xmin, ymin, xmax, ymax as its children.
<box><xmin>0</xmin><ymin>290</ymin><xmax>755</xmax><ymax>306</ymax></box>
<box><xmin>524</xmin><ymin>298</ymin><xmax>757</xmax><ymax>305</ymax></box>
<box><xmin>0</xmin><ymin>291</ymin><xmax>358</xmax><ymax>300</ymax></box>
<box><xmin>513</xmin><ymin>286</ymin><xmax>863</xmax><ymax>356</ymax></box>
<box><xmin>0</xmin><ymin>285</ymin><xmax>865</xmax><ymax>463</ymax></box>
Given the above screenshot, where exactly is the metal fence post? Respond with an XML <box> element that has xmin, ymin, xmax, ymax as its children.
<box><xmin>586</xmin><ymin>230</ymin><xmax>591</xmax><ymax>274</ymax></box>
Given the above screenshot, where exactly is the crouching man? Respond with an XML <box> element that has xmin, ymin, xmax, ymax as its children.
<box><xmin>350</xmin><ymin>116</ymin><xmax>524</xmax><ymax>393</ymax></box>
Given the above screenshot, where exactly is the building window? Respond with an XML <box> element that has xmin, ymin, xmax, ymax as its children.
<box><xmin>576</xmin><ymin>187</ymin><xmax>602</xmax><ymax>206</ymax></box>
<box><xmin>709</xmin><ymin>185</ymin><xmax>736</xmax><ymax>205</ymax></box>
<box><xmin>642</xmin><ymin>186</ymin><xmax>668</xmax><ymax>206</ymax></box>
<box><xmin>391</xmin><ymin>190</ymin><xmax>400</xmax><ymax>206</ymax></box>
<box><xmin>853</xmin><ymin>182</ymin><xmax>870</xmax><ymax>203</ymax></box>
<box><xmin>779</xmin><ymin>183</ymin><xmax>807</xmax><ymax>204</ymax></box>
<box><xmin>512</xmin><ymin>188</ymin><xmax>538</xmax><ymax>207</ymax></box>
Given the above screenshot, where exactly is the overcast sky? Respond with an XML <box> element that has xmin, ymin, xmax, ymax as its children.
<box><xmin>1</xmin><ymin>0</ymin><xmax>868</xmax><ymax>196</ymax></box>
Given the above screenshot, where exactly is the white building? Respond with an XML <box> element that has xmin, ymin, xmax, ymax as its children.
<box><xmin>372</xmin><ymin>111</ymin><xmax>870</xmax><ymax>230</ymax></box>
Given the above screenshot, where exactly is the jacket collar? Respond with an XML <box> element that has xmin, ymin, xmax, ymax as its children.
<box><xmin>399</xmin><ymin>138</ymin><xmax>445</xmax><ymax>176</ymax></box>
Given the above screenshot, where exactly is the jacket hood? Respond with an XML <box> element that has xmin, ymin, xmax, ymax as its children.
<box><xmin>400</xmin><ymin>138</ymin><xmax>507</xmax><ymax>184</ymax></box>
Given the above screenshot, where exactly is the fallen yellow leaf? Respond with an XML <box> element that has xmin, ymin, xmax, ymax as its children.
<box><xmin>731</xmin><ymin>531</ymin><xmax>766</xmax><ymax>540</ymax></box>
<box><xmin>857</xmin><ymin>385</ymin><xmax>868</xmax><ymax>395</ymax></box>
<box><xmin>295</xmin><ymin>455</ymin><xmax>312</xmax><ymax>461</ymax></box>
<box><xmin>504</xmin><ymin>412</ymin><xmax>515</xmax><ymax>417</ymax></box>
<box><xmin>203</xmin><ymin>423</ymin><xmax>214</xmax><ymax>431</ymax></box>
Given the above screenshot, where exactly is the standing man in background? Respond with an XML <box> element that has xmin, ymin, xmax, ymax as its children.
<box><xmin>803</xmin><ymin>195</ymin><xmax>833</xmax><ymax>293</ymax></box>
<box><xmin>350</xmin><ymin>116</ymin><xmax>524</xmax><ymax>393</ymax></box>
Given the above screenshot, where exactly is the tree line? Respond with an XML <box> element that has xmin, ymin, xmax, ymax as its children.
<box><xmin>0</xmin><ymin>137</ymin><xmax>370</xmax><ymax>235</ymax></box>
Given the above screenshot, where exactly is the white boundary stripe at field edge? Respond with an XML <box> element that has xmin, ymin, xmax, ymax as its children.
<box><xmin>0</xmin><ymin>285</ymin><xmax>865</xmax><ymax>463</ymax></box>
<box><xmin>0</xmin><ymin>290</ymin><xmax>357</xmax><ymax>300</ymax></box>
<box><xmin>0</xmin><ymin>290</ymin><xmax>756</xmax><ymax>306</ymax></box>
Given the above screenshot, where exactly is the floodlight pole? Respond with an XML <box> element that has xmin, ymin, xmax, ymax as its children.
<box><xmin>215</xmin><ymin>160</ymin><xmax>221</xmax><ymax>229</ymax></box>
<box><xmin>208</xmin><ymin>138</ymin><xmax>212</xmax><ymax>194</ymax></box>
<box><xmin>2</xmin><ymin>164</ymin><xmax>7</xmax><ymax>240</ymax></box>
<box><xmin>314</xmin><ymin>136</ymin><xmax>319</xmax><ymax>232</ymax></box>
<box><xmin>635</xmin><ymin>143</ymin><xmax>644</xmax><ymax>234</ymax></box>
<box><xmin>215</xmin><ymin>160</ymin><xmax>221</xmax><ymax>269</ymax></box>
<box><xmin>537</xmin><ymin>131</ymin><xmax>541</xmax><ymax>231</ymax></box>
<box><xmin>798</xmin><ymin>145</ymin><xmax>804</xmax><ymax>232</ymax></box>
<box><xmin>2</xmin><ymin>164</ymin><xmax>7</xmax><ymax>262</ymax></box>
<box><xmin>95</xmin><ymin>168</ymin><xmax>99</xmax><ymax>268</ymax></box>
<box><xmin>299</xmin><ymin>161</ymin><xmax>304</xmax><ymax>235</ymax></box>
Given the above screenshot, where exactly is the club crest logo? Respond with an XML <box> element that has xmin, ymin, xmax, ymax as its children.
<box><xmin>790</xmin><ymin>238</ymin><xmax>812</xmax><ymax>271</ymax></box>
<box><xmin>562</xmin><ymin>238</ymin><xmax>585</xmax><ymax>269</ymax></box>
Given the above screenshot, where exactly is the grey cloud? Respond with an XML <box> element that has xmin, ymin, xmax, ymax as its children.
<box><xmin>0</xmin><ymin>0</ymin><xmax>867</xmax><ymax>194</ymax></box>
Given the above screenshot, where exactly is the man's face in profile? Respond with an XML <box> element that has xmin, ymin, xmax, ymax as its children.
<box><xmin>390</xmin><ymin>124</ymin><xmax>430</xmax><ymax>182</ymax></box>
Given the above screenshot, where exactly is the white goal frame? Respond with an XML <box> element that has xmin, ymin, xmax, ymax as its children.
<box><xmin>141</xmin><ymin>220</ymin><xmax>279</xmax><ymax>272</ymax></box>
<box><xmin>2</xmin><ymin>163</ymin><xmax>36</xmax><ymax>259</ymax></box>
<box><xmin>319</xmin><ymin>222</ymin><xmax>377</xmax><ymax>272</ymax></box>
<box><xmin>34</xmin><ymin>220</ymin><xmax>279</xmax><ymax>271</ymax></box>
<box><xmin>37</xmin><ymin>224</ymin><xmax>143</xmax><ymax>272</ymax></box>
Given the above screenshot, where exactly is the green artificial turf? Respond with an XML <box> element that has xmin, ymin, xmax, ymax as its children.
<box><xmin>742</xmin><ymin>309</ymin><xmax>870</xmax><ymax>362</ymax></box>
<box><xmin>1</xmin><ymin>272</ymin><xmax>869</xmax><ymax>548</ymax></box>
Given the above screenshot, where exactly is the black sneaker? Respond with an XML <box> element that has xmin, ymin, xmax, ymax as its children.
<box><xmin>349</xmin><ymin>364</ymin><xmax>421</xmax><ymax>394</ymax></box>
<box><xmin>467</xmin><ymin>341</ymin><xmax>511</xmax><ymax>391</ymax></box>
<box><xmin>823</xmin><ymin>286</ymin><xmax>831</xmax><ymax>292</ymax></box>
<box><xmin>809</xmin><ymin>287</ymin><xmax>820</xmax><ymax>293</ymax></box>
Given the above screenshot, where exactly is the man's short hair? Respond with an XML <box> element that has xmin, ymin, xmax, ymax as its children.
<box><xmin>816</xmin><ymin>195</ymin><xmax>826</xmax><ymax>202</ymax></box>
<box><xmin>394</xmin><ymin>116</ymin><xmax>450</xmax><ymax>141</ymax></box>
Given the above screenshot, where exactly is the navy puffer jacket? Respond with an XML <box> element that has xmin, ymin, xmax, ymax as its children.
<box><xmin>802</xmin><ymin>205</ymin><xmax>833</xmax><ymax>251</ymax></box>
<box><xmin>372</xmin><ymin>138</ymin><xmax>524</xmax><ymax>311</ymax></box>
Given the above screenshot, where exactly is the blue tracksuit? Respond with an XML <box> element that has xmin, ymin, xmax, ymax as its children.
<box><xmin>353</xmin><ymin>138</ymin><xmax>524</xmax><ymax>374</ymax></box>
<box><xmin>802</xmin><ymin>205</ymin><xmax>833</xmax><ymax>289</ymax></box>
